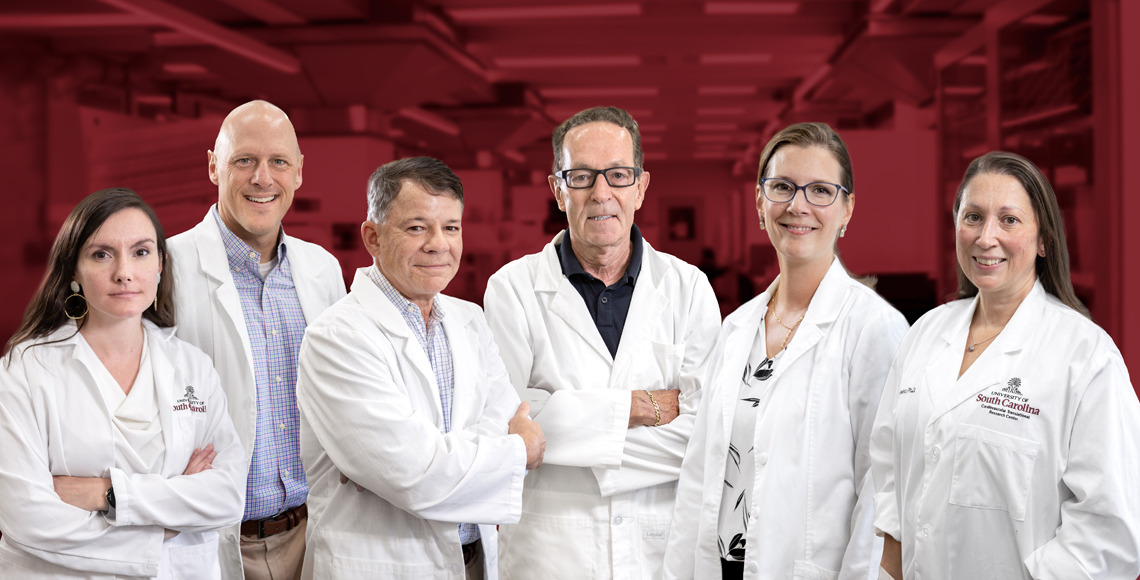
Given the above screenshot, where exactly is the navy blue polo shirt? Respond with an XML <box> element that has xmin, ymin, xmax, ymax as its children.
<box><xmin>556</xmin><ymin>225</ymin><xmax>644</xmax><ymax>358</ymax></box>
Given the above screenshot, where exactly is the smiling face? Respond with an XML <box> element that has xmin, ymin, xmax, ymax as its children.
<box><xmin>362</xmin><ymin>179</ymin><xmax>463</xmax><ymax>314</ymax></box>
<box><xmin>955</xmin><ymin>172</ymin><xmax>1042</xmax><ymax>303</ymax></box>
<box><xmin>757</xmin><ymin>144</ymin><xmax>853</xmax><ymax>269</ymax></box>
<box><xmin>550</xmin><ymin>121</ymin><xmax>649</xmax><ymax>257</ymax></box>
<box><xmin>210</xmin><ymin>103</ymin><xmax>303</xmax><ymax>258</ymax></box>
<box><xmin>72</xmin><ymin>208</ymin><xmax>162</xmax><ymax>328</ymax></box>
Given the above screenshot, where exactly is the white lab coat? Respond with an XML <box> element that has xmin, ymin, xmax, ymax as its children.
<box><xmin>483</xmin><ymin>231</ymin><xmax>721</xmax><ymax>580</ymax></box>
<box><xmin>870</xmin><ymin>281</ymin><xmax>1140</xmax><ymax>580</ymax></box>
<box><xmin>167</xmin><ymin>208</ymin><xmax>346</xmax><ymax>580</ymax></box>
<box><xmin>296</xmin><ymin>268</ymin><xmax>528</xmax><ymax>580</ymax></box>
<box><xmin>0</xmin><ymin>321</ymin><xmax>245</xmax><ymax>579</ymax></box>
<box><xmin>665</xmin><ymin>259</ymin><xmax>908</xmax><ymax>580</ymax></box>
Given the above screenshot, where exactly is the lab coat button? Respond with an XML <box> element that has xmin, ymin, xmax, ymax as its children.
<box><xmin>757</xmin><ymin>453</ymin><xmax>768</xmax><ymax>465</ymax></box>
<box><xmin>930</xmin><ymin>446</ymin><xmax>941</xmax><ymax>462</ymax></box>
<box><xmin>745</xmin><ymin>562</ymin><xmax>759</xmax><ymax>574</ymax></box>
<box><xmin>613</xmin><ymin>516</ymin><xmax>623</xmax><ymax>525</ymax></box>
<box><xmin>450</xmin><ymin>563</ymin><xmax>463</xmax><ymax>575</ymax></box>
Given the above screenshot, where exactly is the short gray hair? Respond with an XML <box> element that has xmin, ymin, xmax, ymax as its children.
<box><xmin>367</xmin><ymin>157</ymin><xmax>464</xmax><ymax>224</ymax></box>
<box><xmin>551</xmin><ymin>106</ymin><xmax>643</xmax><ymax>174</ymax></box>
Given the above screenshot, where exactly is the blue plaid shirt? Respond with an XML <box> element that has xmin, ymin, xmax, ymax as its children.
<box><xmin>213</xmin><ymin>208</ymin><xmax>308</xmax><ymax>521</ymax></box>
<box><xmin>366</xmin><ymin>266</ymin><xmax>479</xmax><ymax>545</ymax></box>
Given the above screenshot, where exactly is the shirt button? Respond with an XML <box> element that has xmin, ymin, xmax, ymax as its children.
<box><xmin>283</xmin><ymin>469</ymin><xmax>290</xmax><ymax>477</ymax></box>
<box><xmin>612</xmin><ymin>515</ymin><xmax>623</xmax><ymax>525</ymax></box>
<box><xmin>275</xmin><ymin>376</ymin><xmax>282</xmax><ymax>383</ymax></box>
<box><xmin>270</xmin><ymin>329</ymin><xmax>278</xmax><ymax>337</ymax></box>
<box><xmin>757</xmin><ymin>453</ymin><xmax>769</xmax><ymax>466</ymax></box>
<box><xmin>600</xmin><ymin>296</ymin><xmax>608</xmax><ymax>304</ymax></box>
<box><xmin>248</xmin><ymin>251</ymin><xmax>257</xmax><ymax>260</ymax></box>
<box><xmin>279</xmin><ymin>423</ymin><xmax>287</xmax><ymax>431</ymax></box>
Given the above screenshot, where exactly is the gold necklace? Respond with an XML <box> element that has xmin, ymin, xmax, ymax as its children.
<box><xmin>769</xmin><ymin>291</ymin><xmax>806</xmax><ymax>351</ymax></box>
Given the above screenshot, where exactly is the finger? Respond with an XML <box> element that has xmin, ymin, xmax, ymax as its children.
<box><xmin>513</xmin><ymin>401</ymin><xmax>531</xmax><ymax>419</ymax></box>
<box><xmin>339</xmin><ymin>473</ymin><xmax>349</xmax><ymax>485</ymax></box>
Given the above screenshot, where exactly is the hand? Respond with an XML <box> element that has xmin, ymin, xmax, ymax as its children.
<box><xmin>53</xmin><ymin>476</ymin><xmax>112</xmax><ymax>512</ymax></box>
<box><xmin>338</xmin><ymin>473</ymin><xmax>365</xmax><ymax>493</ymax></box>
<box><xmin>629</xmin><ymin>389</ymin><xmax>680</xmax><ymax>428</ymax></box>
<box><xmin>880</xmin><ymin>534</ymin><xmax>903</xmax><ymax>579</ymax></box>
<box><xmin>508</xmin><ymin>402</ymin><xmax>545</xmax><ymax>470</ymax></box>
<box><xmin>182</xmin><ymin>444</ymin><xmax>215</xmax><ymax>475</ymax></box>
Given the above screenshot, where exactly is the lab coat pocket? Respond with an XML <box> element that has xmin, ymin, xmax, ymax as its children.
<box><xmin>948</xmin><ymin>424</ymin><xmax>1039</xmax><ymax>521</ymax></box>
<box><xmin>792</xmin><ymin>560</ymin><xmax>840</xmax><ymax>580</ymax></box>
<box><xmin>499</xmin><ymin>512</ymin><xmax>598</xmax><ymax>579</ymax></box>
<box><xmin>643</xmin><ymin>342</ymin><xmax>685</xmax><ymax>389</ymax></box>
<box><xmin>164</xmin><ymin>531</ymin><xmax>220</xmax><ymax>580</ymax></box>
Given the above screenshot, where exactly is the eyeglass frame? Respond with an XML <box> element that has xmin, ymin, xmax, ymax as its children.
<box><xmin>757</xmin><ymin>177</ymin><xmax>850</xmax><ymax>207</ymax></box>
<box><xmin>556</xmin><ymin>166</ymin><xmax>643</xmax><ymax>189</ymax></box>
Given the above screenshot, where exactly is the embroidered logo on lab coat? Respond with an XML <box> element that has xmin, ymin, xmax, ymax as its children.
<box><xmin>976</xmin><ymin>377</ymin><xmax>1038</xmax><ymax>420</ymax></box>
<box><xmin>173</xmin><ymin>386</ymin><xmax>207</xmax><ymax>413</ymax></box>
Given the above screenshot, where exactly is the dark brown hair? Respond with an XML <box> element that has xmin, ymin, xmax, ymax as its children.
<box><xmin>5</xmin><ymin>187</ymin><xmax>175</xmax><ymax>354</ymax></box>
<box><xmin>952</xmin><ymin>151</ymin><xmax>1088</xmax><ymax>317</ymax></box>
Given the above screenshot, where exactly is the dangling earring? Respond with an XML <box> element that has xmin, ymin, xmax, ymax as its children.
<box><xmin>839</xmin><ymin>224</ymin><xmax>847</xmax><ymax>238</ymax></box>
<box><xmin>758</xmin><ymin>216</ymin><xmax>766</xmax><ymax>231</ymax></box>
<box><xmin>154</xmin><ymin>272</ymin><xmax>161</xmax><ymax>311</ymax></box>
<box><xmin>65</xmin><ymin>280</ymin><xmax>88</xmax><ymax>320</ymax></box>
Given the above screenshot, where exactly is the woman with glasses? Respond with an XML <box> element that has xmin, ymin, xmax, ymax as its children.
<box><xmin>665</xmin><ymin>122</ymin><xmax>908</xmax><ymax>579</ymax></box>
<box><xmin>870</xmin><ymin>152</ymin><xmax>1140</xmax><ymax>580</ymax></box>
<box><xmin>0</xmin><ymin>188</ymin><xmax>245</xmax><ymax>578</ymax></box>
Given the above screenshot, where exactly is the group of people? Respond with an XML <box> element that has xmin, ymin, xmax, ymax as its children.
<box><xmin>0</xmin><ymin>99</ymin><xmax>1137</xmax><ymax>580</ymax></box>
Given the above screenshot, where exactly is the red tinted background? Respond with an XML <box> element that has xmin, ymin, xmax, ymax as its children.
<box><xmin>2</xmin><ymin>0</ymin><xmax>1138</xmax><ymax>387</ymax></box>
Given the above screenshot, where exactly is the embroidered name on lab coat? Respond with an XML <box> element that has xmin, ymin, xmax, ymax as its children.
<box><xmin>173</xmin><ymin>385</ymin><xmax>207</xmax><ymax>413</ymax></box>
<box><xmin>975</xmin><ymin>377</ymin><xmax>1038</xmax><ymax>420</ymax></box>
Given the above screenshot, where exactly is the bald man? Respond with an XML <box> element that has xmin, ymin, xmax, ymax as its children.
<box><xmin>168</xmin><ymin>100</ymin><xmax>346</xmax><ymax>580</ymax></box>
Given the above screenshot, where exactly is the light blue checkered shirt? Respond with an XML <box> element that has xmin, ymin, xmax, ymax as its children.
<box><xmin>212</xmin><ymin>207</ymin><xmax>308</xmax><ymax>521</ymax></box>
<box><xmin>366</xmin><ymin>266</ymin><xmax>479</xmax><ymax>545</ymax></box>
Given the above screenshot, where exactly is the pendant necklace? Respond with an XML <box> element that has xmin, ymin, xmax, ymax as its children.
<box><xmin>966</xmin><ymin>328</ymin><xmax>1000</xmax><ymax>352</ymax></box>
<box><xmin>769</xmin><ymin>290</ymin><xmax>806</xmax><ymax>352</ymax></box>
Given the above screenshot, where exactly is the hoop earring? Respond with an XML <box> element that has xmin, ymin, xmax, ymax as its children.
<box><xmin>65</xmin><ymin>281</ymin><xmax>88</xmax><ymax>320</ymax></box>
<box><xmin>154</xmin><ymin>272</ymin><xmax>161</xmax><ymax>312</ymax></box>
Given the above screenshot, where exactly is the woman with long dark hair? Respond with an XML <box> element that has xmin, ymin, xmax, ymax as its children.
<box><xmin>0</xmin><ymin>188</ymin><xmax>244</xmax><ymax>578</ymax></box>
<box><xmin>871</xmin><ymin>152</ymin><xmax>1140</xmax><ymax>579</ymax></box>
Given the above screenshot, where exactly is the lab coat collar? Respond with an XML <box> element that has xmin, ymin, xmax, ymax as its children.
<box><xmin>534</xmin><ymin>231</ymin><xmax>613</xmax><ymax>361</ymax></box>
<box><xmin>348</xmin><ymin>267</ymin><xmax>476</xmax><ymax>427</ymax></box>
<box><xmin>733</xmin><ymin>258</ymin><xmax>849</xmax><ymax>370</ymax></box>
<box><xmin>925</xmin><ymin>280</ymin><xmax>1047</xmax><ymax>420</ymax></box>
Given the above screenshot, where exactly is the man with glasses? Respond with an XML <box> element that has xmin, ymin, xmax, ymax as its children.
<box><xmin>484</xmin><ymin>106</ymin><xmax>721</xmax><ymax>579</ymax></box>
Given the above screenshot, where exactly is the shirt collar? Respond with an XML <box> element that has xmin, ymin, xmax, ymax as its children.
<box><xmin>211</xmin><ymin>205</ymin><xmax>287</xmax><ymax>277</ymax></box>
<box><xmin>365</xmin><ymin>265</ymin><xmax>445</xmax><ymax>323</ymax></box>
<box><xmin>558</xmin><ymin>223</ymin><xmax>643</xmax><ymax>286</ymax></box>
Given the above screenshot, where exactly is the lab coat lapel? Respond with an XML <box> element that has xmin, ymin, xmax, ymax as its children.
<box><xmin>536</xmin><ymin>233</ymin><xmax>612</xmax><ymax>362</ymax></box>
<box><xmin>193</xmin><ymin>214</ymin><xmax>255</xmax><ymax>371</ymax></box>
<box><xmin>614</xmin><ymin>247</ymin><xmax>669</xmax><ymax>369</ymax></box>
<box><xmin>775</xmin><ymin>260</ymin><xmax>847</xmax><ymax>371</ymax></box>
<box><xmin>351</xmin><ymin>270</ymin><xmax>444</xmax><ymax>426</ymax></box>
<box><xmin>148</xmin><ymin>323</ymin><xmax>181</xmax><ymax>474</ymax></box>
<box><xmin>927</xmin><ymin>282</ymin><xmax>1044</xmax><ymax>422</ymax></box>
<box><xmin>283</xmin><ymin>232</ymin><xmax>334</xmax><ymax>324</ymax></box>
<box><xmin>718</xmin><ymin>295</ymin><xmax>769</xmax><ymax>444</ymax></box>
<box><xmin>442</xmin><ymin>299</ymin><xmax>478</xmax><ymax>428</ymax></box>
<box><xmin>47</xmin><ymin>325</ymin><xmax>115</xmax><ymax>474</ymax></box>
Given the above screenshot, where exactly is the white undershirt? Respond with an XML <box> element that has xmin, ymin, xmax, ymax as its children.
<box><xmin>85</xmin><ymin>333</ymin><xmax>165</xmax><ymax>474</ymax></box>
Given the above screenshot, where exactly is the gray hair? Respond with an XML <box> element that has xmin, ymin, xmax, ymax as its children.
<box><xmin>366</xmin><ymin>157</ymin><xmax>464</xmax><ymax>224</ymax></box>
<box><xmin>551</xmin><ymin>106</ymin><xmax>643</xmax><ymax>174</ymax></box>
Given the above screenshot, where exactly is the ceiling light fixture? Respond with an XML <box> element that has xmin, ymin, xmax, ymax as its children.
<box><xmin>398</xmin><ymin>107</ymin><xmax>461</xmax><ymax>136</ymax></box>
<box><xmin>704</xmin><ymin>2</ymin><xmax>799</xmax><ymax>16</ymax></box>
<box><xmin>448</xmin><ymin>3</ymin><xmax>641</xmax><ymax>22</ymax></box>
<box><xmin>495</xmin><ymin>55</ymin><xmax>641</xmax><ymax>68</ymax></box>
<box><xmin>698</xmin><ymin>85</ymin><xmax>757</xmax><ymax>96</ymax></box>
<box><xmin>540</xmin><ymin>86</ymin><xmax>659</xmax><ymax>98</ymax></box>
<box><xmin>699</xmin><ymin>53</ymin><xmax>773</xmax><ymax>65</ymax></box>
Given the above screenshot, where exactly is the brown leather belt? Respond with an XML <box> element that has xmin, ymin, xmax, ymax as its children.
<box><xmin>462</xmin><ymin>539</ymin><xmax>482</xmax><ymax>566</ymax></box>
<box><xmin>240</xmin><ymin>503</ymin><xmax>307</xmax><ymax>539</ymax></box>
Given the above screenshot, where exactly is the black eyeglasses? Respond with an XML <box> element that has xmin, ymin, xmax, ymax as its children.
<box><xmin>557</xmin><ymin>167</ymin><xmax>642</xmax><ymax>189</ymax></box>
<box><xmin>758</xmin><ymin>178</ymin><xmax>848</xmax><ymax>207</ymax></box>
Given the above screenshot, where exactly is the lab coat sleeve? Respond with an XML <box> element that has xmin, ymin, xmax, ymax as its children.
<box><xmin>0</xmin><ymin>349</ymin><xmax>162</xmax><ymax>577</ymax></box>
<box><xmin>106</xmin><ymin>353</ymin><xmax>245</xmax><ymax>532</ymax></box>
<box><xmin>841</xmin><ymin>311</ymin><xmax>908</xmax><ymax>577</ymax></box>
<box><xmin>870</xmin><ymin>351</ymin><xmax>906</xmax><ymax>542</ymax></box>
<box><xmin>1023</xmin><ymin>349</ymin><xmax>1140</xmax><ymax>580</ymax></box>
<box><xmin>664</xmin><ymin>329</ymin><xmax>730</xmax><ymax>579</ymax></box>
<box><xmin>296</xmin><ymin>321</ymin><xmax>527</xmax><ymax>525</ymax></box>
<box><xmin>591</xmin><ymin>272</ymin><xmax>721</xmax><ymax>497</ymax></box>
<box><xmin>484</xmin><ymin>271</ymin><xmax>633</xmax><ymax>470</ymax></box>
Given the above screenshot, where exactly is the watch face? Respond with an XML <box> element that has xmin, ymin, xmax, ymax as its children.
<box><xmin>106</xmin><ymin>486</ymin><xmax>116</xmax><ymax>509</ymax></box>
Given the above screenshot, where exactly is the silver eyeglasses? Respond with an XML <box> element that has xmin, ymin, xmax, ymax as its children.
<box><xmin>557</xmin><ymin>167</ymin><xmax>642</xmax><ymax>189</ymax></box>
<box><xmin>758</xmin><ymin>178</ymin><xmax>849</xmax><ymax>207</ymax></box>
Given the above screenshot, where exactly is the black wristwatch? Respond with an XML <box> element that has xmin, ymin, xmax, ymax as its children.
<box><xmin>105</xmin><ymin>485</ymin><xmax>116</xmax><ymax>510</ymax></box>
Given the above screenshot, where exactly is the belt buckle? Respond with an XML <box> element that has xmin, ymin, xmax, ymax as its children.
<box><xmin>258</xmin><ymin>518</ymin><xmax>271</xmax><ymax>538</ymax></box>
